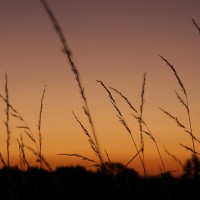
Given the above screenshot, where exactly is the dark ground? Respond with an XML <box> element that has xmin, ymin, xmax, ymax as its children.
<box><xmin>0</xmin><ymin>162</ymin><xmax>200</xmax><ymax>200</ymax></box>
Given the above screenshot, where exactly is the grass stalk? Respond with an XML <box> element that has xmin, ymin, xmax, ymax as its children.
<box><xmin>0</xmin><ymin>82</ymin><xmax>51</xmax><ymax>170</ymax></box>
<box><xmin>159</xmin><ymin>55</ymin><xmax>197</xmax><ymax>155</ymax></box>
<box><xmin>37</xmin><ymin>85</ymin><xmax>46</xmax><ymax>169</ymax></box>
<box><xmin>39</xmin><ymin>0</ymin><xmax>103</xmax><ymax>169</ymax></box>
<box><xmin>164</xmin><ymin>146</ymin><xmax>184</xmax><ymax>173</ymax></box>
<box><xmin>17</xmin><ymin>134</ymin><xmax>30</xmax><ymax>170</ymax></box>
<box><xmin>4</xmin><ymin>73</ymin><xmax>11</xmax><ymax>167</ymax></box>
<box><xmin>0</xmin><ymin>152</ymin><xmax>6</xmax><ymax>167</ymax></box>
<box><xmin>139</xmin><ymin>72</ymin><xmax>146</xmax><ymax>173</ymax></box>
<box><xmin>97</xmin><ymin>80</ymin><xmax>148</xmax><ymax>177</ymax></box>
<box><xmin>110</xmin><ymin>73</ymin><xmax>166</xmax><ymax>174</ymax></box>
<box><xmin>192</xmin><ymin>18</ymin><xmax>200</xmax><ymax>35</ymax></box>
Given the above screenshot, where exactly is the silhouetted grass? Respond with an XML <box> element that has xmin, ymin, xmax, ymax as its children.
<box><xmin>39</xmin><ymin>0</ymin><xmax>104</xmax><ymax>170</ymax></box>
<box><xmin>109</xmin><ymin>75</ymin><xmax>166</xmax><ymax>174</ymax></box>
<box><xmin>5</xmin><ymin>73</ymin><xmax>11</xmax><ymax>167</ymax></box>
<box><xmin>159</xmin><ymin>55</ymin><xmax>200</xmax><ymax>160</ymax></box>
<box><xmin>0</xmin><ymin>81</ymin><xmax>52</xmax><ymax>171</ymax></box>
<box><xmin>0</xmin><ymin>1</ymin><xmax>199</xmax><ymax>200</ymax></box>
<box><xmin>192</xmin><ymin>18</ymin><xmax>200</xmax><ymax>35</ymax></box>
<box><xmin>97</xmin><ymin>79</ymin><xmax>148</xmax><ymax>177</ymax></box>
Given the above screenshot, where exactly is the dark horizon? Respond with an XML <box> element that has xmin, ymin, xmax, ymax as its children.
<box><xmin>1</xmin><ymin>159</ymin><xmax>200</xmax><ymax>200</ymax></box>
<box><xmin>0</xmin><ymin>0</ymin><xmax>200</xmax><ymax>187</ymax></box>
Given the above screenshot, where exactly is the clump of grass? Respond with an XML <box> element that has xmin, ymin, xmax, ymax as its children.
<box><xmin>97</xmin><ymin>79</ymin><xmax>148</xmax><ymax>177</ymax></box>
<box><xmin>0</xmin><ymin>77</ymin><xmax>52</xmax><ymax>171</ymax></box>
<box><xmin>159</xmin><ymin>55</ymin><xmax>200</xmax><ymax>155</ymax></box>
<box><xmin>16</xmin><ymin>85</ymin><xmax>52</xmax><ymax>171</ymax></box>
<box><xmin>17</xmin><ymin>134</ymin><xmax>30</xmax><ymax>170</ymax></box>
<box><xmin>109</xmin><ymin>74</ymin><xmax>166</xmax><ymax>174</ymax></box>
<box><xmin>159</xmin><ymin>18</ymin><xmax>200</xmax><ymax>169</ymax></box>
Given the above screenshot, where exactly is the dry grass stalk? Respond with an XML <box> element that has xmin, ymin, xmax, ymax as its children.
<box><xmin>97</xmin><ymin>80</ymin><xmax>148</xmax><ymax>177</ymax></box>
<box><xmin>192</xmin><ymin>18</ymin><xmax>200</xmax><ymax>35</ymax></box>
<box><xmin>0</xmin><ymin>92</ymin><xmax>36</xmax><ymax>144</ymax></box>
<box><xmin>4</xmin><ymin>73</ymin><xmax>11</xmax><ymax>167</ymax></box>
<box><xmin>159</xmin><ymin>108</ymin><xmax>200</xmax><ymax>144</ymax></box>
<box><xmin>109</xmin><ymin>87</ymin><xmax>138</xmax><ymax>114</ymax></box>
<box><xmin>97</xmin><ymin>80</ymin><xmax>131</xmax><ymax>134</ymax></box>
<box><xmin>17</xmin><ymin>134</ymin><xmax>30</xmax><ymax>170</ymax></box>
<box><xmin>125</xmin><ymin>147</ymin><xmax>143</xmax><ymax>168</ymax></box>
<box><xmin>24</xmin><ymin>144</ymin><xmax>53</xmax><ymax>171</ymax></box>
<box><xmin>37</xmin><ymin>85</ymin><xmax>46</xmax><ymax>169</ymax></box>
<box><xmin>0</xmin><ymin>82</ymin><xmax>50</xmax><ymax>170</ymax></box>
<box><xmin>179</xmin><ymin>143</ymin><xmax>200</xmax><ymax>155</ymax></box>
<box><xmin>138</xmin><ymin>72</ymin><xmax>146</xmax><ymax>172</ymax></box>
<box><xmin>58</xmin><ymin>111</ymin><xmax>102</xmax><ymax>170</ymax></box>
<box><xmin>159</xmin><ymin>55</ymin><xmax>197</xmax><ymax>155</ymax></box>
<box><xmin>58</xmin><ymin>153</ymin><xmax>97</xmax><ymax>164</ymax></box>
<box><xmin>164</xmin><ymin>146</ymin><xmax>184</xmax><ymax>169</ymax></box>
<box><xmin>72</xmin><ymin>112</ymin><xmax>100</xmax><ymax>159</ymax></box>
<box><xmin>0</xmin><ymin>152</ymin><xmax>6</xmax><ymax>167</ymax></box>
<box><xmin>139</xmin><ymin>72</ymin><xmax>146</xmax><ymax>148</ymax></box>
<box><xmin>104</xmin><ymin>149</ymin><xmax>112</xmax><ymax>166</ymax></box>
<box><xmin>110</xmin><ymin>74</ymin><xmax>166</xmax><ymax>173</ymax></box>
<box><xmin>39</xmin><ymin>0</ymin><xmax>103</xmax><ymax>168</ymax></box>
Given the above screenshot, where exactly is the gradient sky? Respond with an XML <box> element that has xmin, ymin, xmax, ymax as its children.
<box><xmin>0</xmin><ymin>0</ymin><xmax>200</xmax><ymax>176</ymax></box>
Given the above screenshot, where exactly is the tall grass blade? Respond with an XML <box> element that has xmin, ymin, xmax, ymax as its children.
<box><xmin>159</xmin><ymin>55</ymin><xmax>196</xmax><ymax>154</ymax></box>
<box><xmin>39</xmin><ymin>0</ymin><xmax>103</xmax><ymax>168</ymax></box>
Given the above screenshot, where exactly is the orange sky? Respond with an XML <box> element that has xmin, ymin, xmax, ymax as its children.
<box><xmin>0</xmin><ymin>0</ymin><xmax>200</xmax><ymax>176</ymax></box>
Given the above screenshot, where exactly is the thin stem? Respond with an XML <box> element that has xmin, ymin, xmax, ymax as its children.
<box><xmin>38</xmin><ymin>85</ymin><xmax>46</xmax><ymax>169</ymax></box>
<box><xmin>5</xmin><ymin>73</ymin><xmax>11</xmax><ymax>167</ymax></box>
<box><xmin>192</xmin><ymin>18</ymin><xmax>200</xmax><ymax>35</ymax></box>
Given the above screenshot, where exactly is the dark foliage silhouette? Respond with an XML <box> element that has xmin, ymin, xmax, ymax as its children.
<box><xmin>0</xmin><ymin>162</ymin><xmax>200</xmax><ymax>200</ymax></box>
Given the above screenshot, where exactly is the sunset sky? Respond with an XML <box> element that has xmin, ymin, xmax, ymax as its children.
<box><xmin>0</xmin><ymin>0</ymin><xmax>200</xmax><ymax>176</ymax></box>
